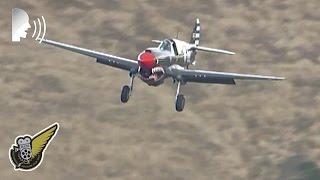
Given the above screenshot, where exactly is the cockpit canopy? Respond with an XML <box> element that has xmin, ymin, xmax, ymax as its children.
<box><xmin>158</xmin><ymin>39</ymin><xmax>172</xmax><ymax>52</ymax></box>
<box><xmin>158</xmin><ymin>39</ymin><xmax>180</xmax><ymax>56</ymax></box>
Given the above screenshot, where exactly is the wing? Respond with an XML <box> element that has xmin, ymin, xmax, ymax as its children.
<box><xmin>39</xmin><ymin>39</ymin><xmax>138</xmax><ymax>71</ymax></box>
<box><xmin>31</xmin><ymin>124</ymin><xmax>58</xmax><ymax>157</ymax></box>
<box><xmin>167</xmin><ymin>68</ymin><xmax>285</xmax><ymax>85</ymax></box>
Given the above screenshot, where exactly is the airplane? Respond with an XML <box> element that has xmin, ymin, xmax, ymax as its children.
<box><xmin>37</xmin><ymin>18</ymin><xmax>285</xmax><ymax>112</ymax></box>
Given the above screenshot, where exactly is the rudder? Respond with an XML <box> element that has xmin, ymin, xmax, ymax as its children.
<box><xmin>190</xmin><ymin>18</ymin><xmax>200</xmax><ymax>46</ymax></box>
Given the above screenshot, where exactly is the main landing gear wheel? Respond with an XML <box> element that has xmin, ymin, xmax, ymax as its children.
<box><xmin>174</xmin><ymin>80</ymin><xmax>185</xmax><ymax>112</ymax></box>
<box><xmin>121</xmin><ymin>85</ymin><xmax>130</xmax><ymax>103</ymax></box>
<box><xmin>175</xmin><ymin>94</ymin><xmax>185</xmax><ymax>112</ymax></box>
<box><xmin>121</xmin><ymin>74</ymin><xmax>135</xmax><ymax>103</ymax></box>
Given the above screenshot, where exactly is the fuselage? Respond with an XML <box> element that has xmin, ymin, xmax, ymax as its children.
<box><xmin>136</xmin><ymin>39</ymin><xmax>195</xmax><ymax>86</ymax></box>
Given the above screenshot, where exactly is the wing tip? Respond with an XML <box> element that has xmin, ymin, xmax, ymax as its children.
<box><xmin>275</xmin><ymin>77</ymin><xmax>286</xmax><ymax>80</ymax></box>
<box><xmin>36</xmin><ymin>38</ymin><xmax>49</xmax><ymax>44</ymax></box>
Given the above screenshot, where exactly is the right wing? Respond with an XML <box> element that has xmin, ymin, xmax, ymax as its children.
<box><xmin>39</xmin><ymin>39</ymin><xmax>138</xmax><ymax>71</ymax></box>
<box><xmin>167</xmin><ymin>67</ymin><xmax>285</xmax><ymax>85</ymax></box>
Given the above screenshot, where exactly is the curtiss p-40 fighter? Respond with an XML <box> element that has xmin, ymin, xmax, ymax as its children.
<box><xmin>38</xmin><ymin>18</ymin><xmax>285</xmax><ymax>112</ymax></box>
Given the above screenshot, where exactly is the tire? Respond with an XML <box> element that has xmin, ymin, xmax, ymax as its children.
<box><xmin>175</xmin><ymin>94</ymin><xmax>185</xmax><ymax>112</ymax></box>
<box><xmin>121</xmin><ymin>85</ymin><xmax>130</xmax><ymax>103</ymax></box>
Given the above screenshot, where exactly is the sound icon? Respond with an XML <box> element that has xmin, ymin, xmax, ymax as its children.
<box><xmin>31</xmin><ymin>16</ymin><xmax>46</xmax><ymax>43</ymax></box>
<box><xmin>12</xmin><ymin>8</ymin><xmax>46</xmax><ymax>43</ymax></box>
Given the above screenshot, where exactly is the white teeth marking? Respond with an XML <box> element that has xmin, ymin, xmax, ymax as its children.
<box><xmin>140</xmin><ymin>67</ymin><xmax>164</xmax><ymax>82</ymax></box>
<box><xmin>151</xmin><ymin>67</ymin><xmax>164</xmax><ymax>73</ymax></box>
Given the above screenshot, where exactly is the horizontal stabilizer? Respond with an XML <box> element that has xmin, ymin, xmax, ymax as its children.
<box><xmin>194</xmin><ymin>46</ymin><xmax>236</xmax><ymax>55</ymax></box>
<box><xmin>151</xmin><ymin>40</ymin><xmax>162</xmax><ymax>43</ymax></box>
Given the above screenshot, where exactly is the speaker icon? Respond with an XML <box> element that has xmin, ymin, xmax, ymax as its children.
<box><xmin>32</xmin><ymin>16</ymin><xmax>46</xmax><ymax>43</ymax></box>
<box><xmin>12</xmin><ymin>8</ymin><xmax>46</xmax><ymax>43</ymax></box>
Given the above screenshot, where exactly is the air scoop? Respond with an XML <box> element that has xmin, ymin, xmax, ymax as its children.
<box><xmin>139</xmin><ymin>66</ymin><xmax>165</xmax><ymax>86</ymax></box>
<box><xmin>138</xmin><ymin>51</ymin><xmax>157</xmax><ymax>69</ymax></box>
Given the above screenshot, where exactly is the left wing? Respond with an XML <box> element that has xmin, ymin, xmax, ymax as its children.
<box><xmin>38</xmin><ymin>39</ymin><xmax>139</xmax><ymax>71</ymax></box>
<box><xmin>167</xmin><ymin>68</ymin><xmax>285</xmax><ymax>85</ymax></box>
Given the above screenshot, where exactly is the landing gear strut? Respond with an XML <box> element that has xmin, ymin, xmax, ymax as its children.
<box><xmin>120</xmin><ymin>74</ymin><xmax>135</xmax><ymax>103</ymax></box>
<box><xmin>175</xmin><ymin>81</ymin><xmax>185</xmax><ymax>112</ymax></box>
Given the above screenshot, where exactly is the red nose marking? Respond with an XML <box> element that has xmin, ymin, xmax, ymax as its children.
<box><xmin>138</xmin><ymin>51</ymin><xmax>156</xmax><ymax>69</ymax></box>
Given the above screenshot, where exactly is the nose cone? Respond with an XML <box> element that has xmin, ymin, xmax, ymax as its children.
<box><xmin>138</xmin><ymin>51</ymin><xmax>156</xmax><ymax>69</ymax></box>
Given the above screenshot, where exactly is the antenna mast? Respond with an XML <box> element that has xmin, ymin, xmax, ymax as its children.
<box><xmin>176</xmin><ymin>28</ymin><xmax>180</xmax><ymax>39</ymax></box>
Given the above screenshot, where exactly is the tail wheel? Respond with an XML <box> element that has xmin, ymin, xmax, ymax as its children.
<box><xmin>121</xmin><ymin>85</ymin><xmax>130</xmax><ymax>103</ymax></box>
<box><xmin>175</xmin><ymin>94</ymin><xmax>185</xmax><ymax>112</ymax></box>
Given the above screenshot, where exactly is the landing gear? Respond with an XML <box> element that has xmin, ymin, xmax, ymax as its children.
<box><xmin>175</xmin><ymin>94</ymin><xmax>185</xmax><ymax>112</ymax></box>
<box><xmin>120</xmin><ymin>74</ymin><xmax>135</xmax><ymax>103</ymax></box>
<box><xmin>121</xmin><ymin>85</ymin><xmax>130</xmax><ymax>103</ymax></box>
<box><xmin>175</xmin><ymin>81</ymin><xmax>185</xmax><ymax>112</ymax></box>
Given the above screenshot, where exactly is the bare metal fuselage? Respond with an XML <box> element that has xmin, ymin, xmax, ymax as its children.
<box><xmin>147</xmin><ymin>48</ymin><xmax>190</xmax><ymax>67</ymax></box>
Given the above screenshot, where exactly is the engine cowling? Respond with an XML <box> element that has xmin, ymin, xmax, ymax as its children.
<box><xmin>137</xmin><ymin>51</ymin><xmax>156</xmax><ymax>69</ymax></box>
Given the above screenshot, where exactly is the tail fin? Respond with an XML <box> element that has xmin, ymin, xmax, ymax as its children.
<box><xmin>190</xmin><ymin>18</ymin><xmax>200</xmax><ymax>46</ymax></box>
